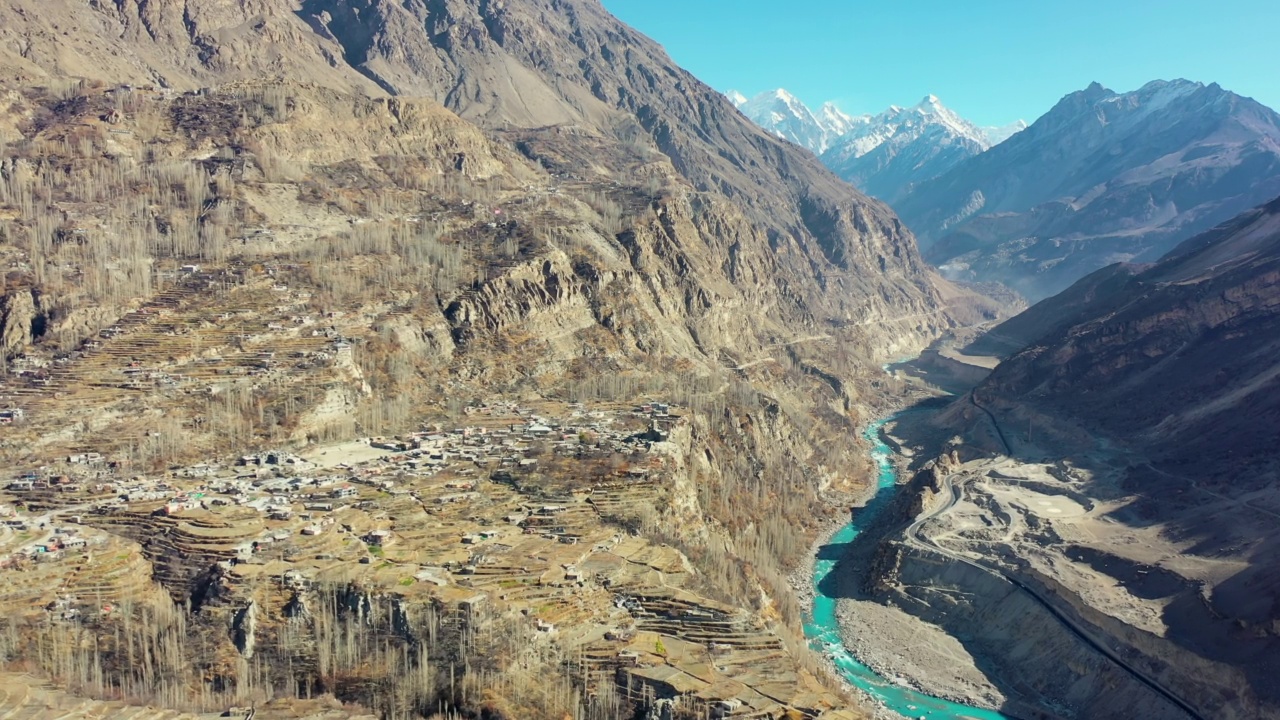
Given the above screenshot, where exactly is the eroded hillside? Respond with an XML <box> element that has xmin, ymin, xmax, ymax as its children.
<box><xmin>850</xmin><ymin>198</ymin><xmax>1280</xmax><ymax>719</ymax></box>
<box><xmin>0</xmin><ymin>1</ymin><xmax>995</xmax><ymax>717</ymax></box>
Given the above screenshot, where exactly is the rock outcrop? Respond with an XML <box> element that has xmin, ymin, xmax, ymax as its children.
<box><xmin>0</xmin><ymin>288</ymin><xmax>36</xmax><ymax>357</ymax></box>
<box><xmin>231</xmin><ymin>601</ymin><xmax>257</xmax><ymax>659</ymax></box>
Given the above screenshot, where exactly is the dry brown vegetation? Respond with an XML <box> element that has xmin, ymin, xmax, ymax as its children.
<box><xmin>0</xmin><ymin>80</ymin><xmax>904</xmax><ymax>720</ymax></box>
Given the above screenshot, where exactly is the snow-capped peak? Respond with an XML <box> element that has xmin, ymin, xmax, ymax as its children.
<box><xmin>739</xmin><ymin>88</ymin><xmax>816</xmax><ymax>120</ymax></box>
<box><xmin>825</xmin><ymin>94</ymin><xmax>991</xmax><ymax>158</ymax></box>
<box><xmin>818</xmin><ymin>102</ymin><xmax>861</xmax><ymax>138</ymax></box>
<box><xmin>732</xmin><ymin>87</ymin><xmax>1028</xmax><ymax>203</ymax></box>
<box><xmin>763</xmin><ymin>88</ymin><xmax>814</xmax><ymax>118</ymax></box>
<box><xmin>725</xmin><ymin>89</ymin><xmax>748</xmax><ymax>108</ymax></box>
<box><xmin>731</xmin><ymin>87</ymin><xmax>1029</xmax><ymax>201</ymax></box>
<box><xmin>735</xmin><ymin>88</ymin><xmax>846</xmax><ymax>154</ymax></box>
<box><xmin>982</xmin><ymin>119</ymin><xmax>1028</xmax><ymax>146</ymax></box>
<box><xmin>1101</xmin><ymin>79</ymin><xmax>1204</xmax><ymax>120</ymax></box>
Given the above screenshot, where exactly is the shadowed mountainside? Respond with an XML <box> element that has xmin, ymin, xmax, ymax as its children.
<box><xmin>896</xmin><ymin>80</ymin><xmax>1280</xmax><ymax>300</ymax></box>
<box><xmin>957</xmin><ymin>196</ymin><xmax>1280</xmax><ymax>715</ymax></box>
<box><xmin>978</xmin><ymin>194</ymin><xmax>1280</xmax><ymax>477</ymax></box>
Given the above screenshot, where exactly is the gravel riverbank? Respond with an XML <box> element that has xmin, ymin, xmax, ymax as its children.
<box><xmin>788</xmin><ymin>479</ymin><xmax>914</xmax><ymax>720</ymax></box>
<box><xmin>788</xmin><ymin>410</ymin><xmax>1007</xmax><ymax>719</ymax></box>
<box><xmin>835</xmin><ymin>598</ymin><xmax>1006</xmax><ymax>711</ymax></box>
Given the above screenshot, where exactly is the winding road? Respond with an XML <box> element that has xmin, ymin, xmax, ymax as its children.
<box><xmin>901</xmin><ymin>457</ymin><xmax>1208</xmax><ymax>720</ymax></box>
<box><xmin>968</xmin><ymin>394</ymin><xmax>1012</xmax><ymax>455</ymax></box>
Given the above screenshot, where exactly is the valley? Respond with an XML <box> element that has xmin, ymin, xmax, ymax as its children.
<box><xmin>805</xmin><ymin>414</ymin><xmax>1009</xmax><ymax>720</ymax></box>
<box><xmin>0</xmin><ymin>0</ymin><xmax>1277</xmax><ymax>718</ymax></box>
<box><xmin>810</xmin><ymin>357</ymin><xmax>1240</xmax><ymax>719</ymax></box>
<box><xmin>824</xmin><ymin>197</ymin><xmax>1280</xmax><ymax>719</ymax></box>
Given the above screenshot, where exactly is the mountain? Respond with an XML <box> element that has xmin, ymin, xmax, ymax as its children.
<box><xmin>818</xmin><ymin>101</ymin><xmax>860</xmax><ymax>139</ymax></box>
<box><xmin>732</xmin><ymin>89</ymin><xmax>1024</xmax><ymax>204</ymax></box>
<box><xmin>732</xmin><ymin>88</ymin><xmax>850</xmax><ymax>154</ymax></box>
<box><xmin>0</xmin><ymin>0</ymin><xmax>958</xmax><ymax>350</ymax></box>
<box><xmin>820</xmin><ymin>95</ymin><xmax>997</xmax><ymax>204</ymax></box>
<box><xmin>981</xmin><ymin>119</ymin><xmax>1028</xmax><ymax>145</ymax></box>
<box><xmin>896</xmin><ymin>79</ymin><xmax>1280</xmax><ymax>300</ymax></box>
<box><xmin>979</xmin><ymin>194</ymin><xmax>1280</xmax><ymax>471</ymax></box>
<box><xmin>954</xmin><ymin>196</ymin><xmax>1280</xmax><ymax>718</ymax></box>
<box><xmin>0</xmin><ymin>1</ymin><xmax>994</xmax><ymax>718</ymax></box>
<box><xmin>964</xmin><ymin>261</ymin><xmax>1143</xmax><ymax>357</ymax></box>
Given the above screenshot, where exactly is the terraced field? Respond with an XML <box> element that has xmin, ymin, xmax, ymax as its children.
<box><xmin>0</xmin><ymin>672</ymin><xmax>376</xmax><ymax>720</ymax></box>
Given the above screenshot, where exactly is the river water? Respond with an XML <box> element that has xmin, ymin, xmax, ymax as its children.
<box><xmin>802</xmin><ymin>416</ymin><xmax>1011</xmax><ymax>720</ymax></box>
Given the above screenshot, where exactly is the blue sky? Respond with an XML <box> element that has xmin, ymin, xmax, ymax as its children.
<box><xmin>601</xmin><ymin>0</ymin><xmax>1280</xmax><ymax>126</ymax></box>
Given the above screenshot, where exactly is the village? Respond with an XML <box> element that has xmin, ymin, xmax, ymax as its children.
<box><xmin>0</xmin><ymin>398</ymin><xmax>851</xmax><ymax>719</ymax></box>
<box><xmin>2</xmin><ymin>399</ymin><xmax>671</xmax><ymax>566</ymax></box>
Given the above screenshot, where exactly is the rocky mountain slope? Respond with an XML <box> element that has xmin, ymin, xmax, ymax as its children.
<box><xmin>978</xmin><ymin>194</ymin><xmax>1280</xmax><ymax>484</ymax></box>
<box><xmin>0</xmin><ymin>0</ymin><xmax>1006</xmax><ymax>718</ymax></box>
<box><xmin>0</xmin><ymin>0</ymin><xmax>966</xmax><ymax>346</ymax></box>
<box><xmin>912</xmin><ymin>195</ymin><xmax>1280</xmax><ymax>718</ymax></box>
<box><xmin>897</xmin><ymin>79</ymin><xmax>1280</xmax><ymax>300</ymax></box>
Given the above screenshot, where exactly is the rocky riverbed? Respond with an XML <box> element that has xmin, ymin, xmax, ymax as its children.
<box><xmin>794</xmin><ymin>413</ymin><xmax>1014</xmax><ymax>720</ymax></box>
<box><xmin>791</xmin><ymin>518</ymin><xmax>915</xmax><ymax>720</ymax></box>
<box><xmin>835</xmin><ymin>598</ymin><xmax>1006</xmax><ymax>710</ymax></box>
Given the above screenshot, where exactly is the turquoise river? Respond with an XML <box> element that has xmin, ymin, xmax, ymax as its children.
<box><xmin>803</xmin><ymin>415</ymin><xmax>1012</xmax><ymax>720</ymax></box>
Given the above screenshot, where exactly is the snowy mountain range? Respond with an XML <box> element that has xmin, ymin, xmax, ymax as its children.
<box><xmin>895</xmin><ymin>79</ymin><xmax>1280</xmax><ymax>299</ymax></box>
<box><xmin>983</xmin><ymin>119</ymin><xmax>1029</xmax><ymax>145</ymax></box>
<box><xmin>729</xmin><ymin>89</ymin><xmax>850</xmax><ymax>154</ymax></box>
<box><xmin>729</xmin><ymin>89</ymin><xmax>1026</xmax><ymax>203</ymax></box>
